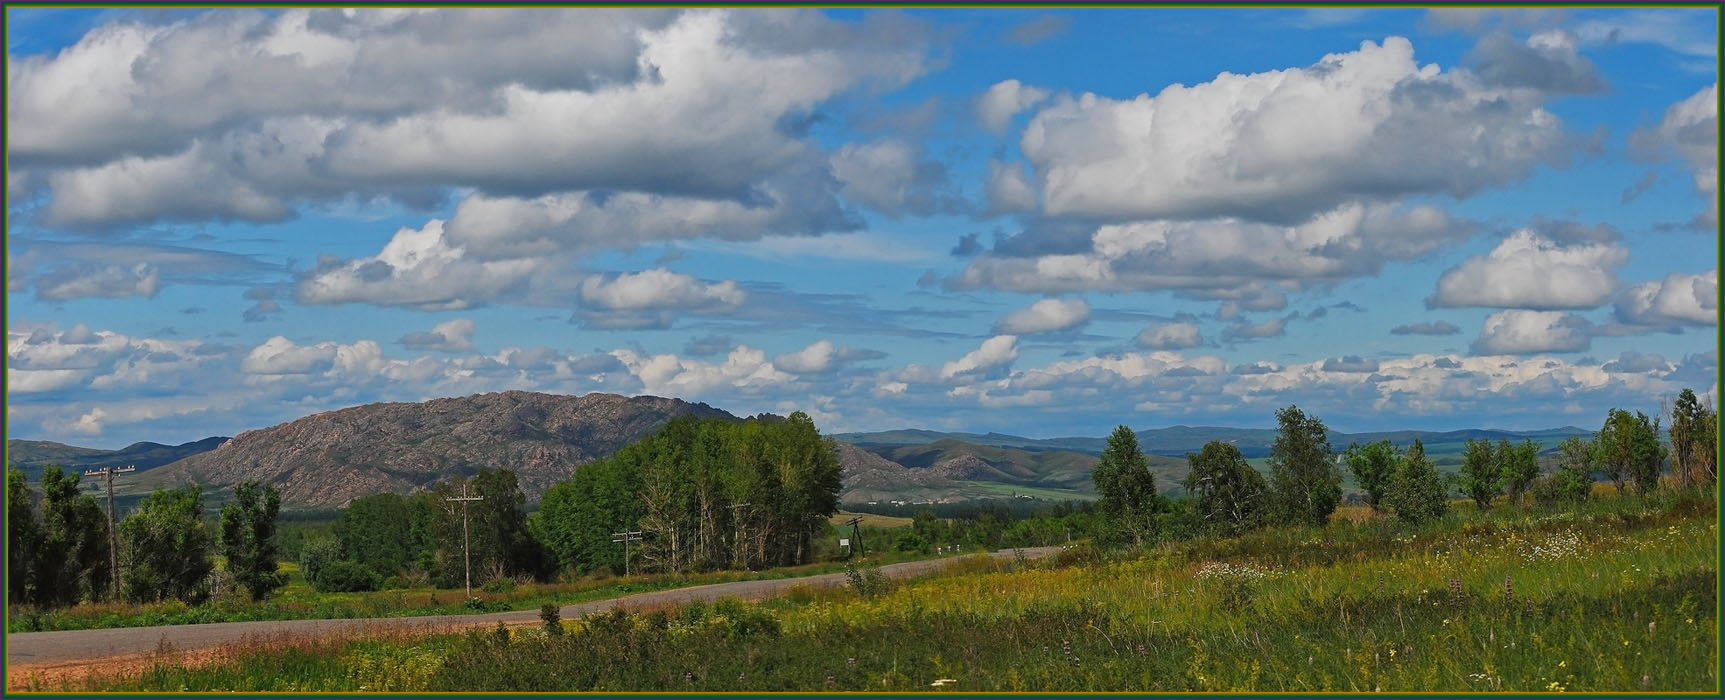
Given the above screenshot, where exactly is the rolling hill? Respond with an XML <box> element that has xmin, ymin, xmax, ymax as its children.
<box><xmin>6</xmin><ymin>437</ymin><xmax>229</xmax><ymax>479</ymax></box>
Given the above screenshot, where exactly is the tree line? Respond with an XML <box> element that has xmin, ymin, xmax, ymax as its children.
<box><xmin>8</xmin><ymin>472</ymin><xmax>285</xmax><ymax>608</ymax></box>
<box><xmin>1091</xmin><ymin>388</ymin><xmax>1718</xmax><ymax>544</ymax></box>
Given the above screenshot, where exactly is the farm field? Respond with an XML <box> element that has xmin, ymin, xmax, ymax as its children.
<box><xmin>48</xmin><ymin>491</ymin><xmax>1717</xmax><ymax>693</ymax></box>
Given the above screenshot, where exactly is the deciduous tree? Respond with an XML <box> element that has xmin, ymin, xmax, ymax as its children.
<box><xmin>1267</xmin><ymin>406</ymin><xmax>1339</xmax><ymax>527</ymax></box>
<box><xmin>219</xmin><ymin>480</ymin><xmax>287</xmax><ymax>601</ymax></box>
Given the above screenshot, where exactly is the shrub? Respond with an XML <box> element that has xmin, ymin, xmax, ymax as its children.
<box><xmin>481</xmin><ymin>577</ymin><xmax>516</xmax><ymax>594</ymax></box>
<box><xmin>312</xmin><ymin>560</ymin><xmax>379</xmax><ymax>593</ymax></box>
<box><xmin>380</xmin><ymin>575</ymin><xmax>410</xmax><ymax>591</ymax></box>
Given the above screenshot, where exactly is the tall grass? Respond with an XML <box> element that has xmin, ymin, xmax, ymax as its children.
<box><xmin>68</xmin><ymin>492</ymin><xmax>1718</xmax><ymax>692</ymax></box>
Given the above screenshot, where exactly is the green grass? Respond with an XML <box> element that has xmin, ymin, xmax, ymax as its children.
<box><xmin>60</xmin><ymin>489</ymin><xmax>1718</xmax><ymax>692</ymax></box>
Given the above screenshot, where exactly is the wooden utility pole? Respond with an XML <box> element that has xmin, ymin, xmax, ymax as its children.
<box><xmin>445</xmin><ymin>484</ymin><xmax>484</xmax><ymax>598</ymax></box>
<box><xmin>83</xmin><ymin>465</ymin><xmax>135</xmax><ymax>600</ymax></box>
<box><xmin>843</xmin><ymin>516</ymin><xmax>864</xmax><ymax>558</ymax></box>
<box><xmin>611</xmin><ymin>530</ymin><xmax>643</xmax><ymax>576</ymax></box>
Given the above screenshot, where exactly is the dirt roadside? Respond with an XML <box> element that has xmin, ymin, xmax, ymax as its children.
<box><xmin>6</xmin><ymin>546</ymin><xmax>1062</xmax><ymax>690</ymax></box>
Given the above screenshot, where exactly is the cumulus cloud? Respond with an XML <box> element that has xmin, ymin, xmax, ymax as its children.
<box><xmin>1020</xmin><ymin>37</ymin><xmax>1571</xmax><ymax>224</ymax></box>
<box><xmin>1391</xmin><ymin>320</ymin><xmax>1461</xmax><ymax>336</ymax></box>
<box><xmin>295</xmin><ymin>220</ymin><xmax>553</xmax><ymax>311</ymax></box>
<box><xmin>611</xmin><ymin>345</ymin><xmax>794</xmax><ymax>398</ymax></box>
<box><xmin>954</xmin><ymin>201</ymin><xmax>1471</xmax><ymax>294</ymax></box>
<box><xmin>977</xmin><ymin>79</ymin><xmax>1050</xmax><ymax>134</ymax></box>
<box><xmin>773</xmin><ymin>340</ymin><xmax>838</xmax><ymax>374</ymax></box>
<box><xmin>994</xmin><ymin>298</ymin><xmax>1089</xmax><ymax>334</ymax></box>
<box><xmin>940</xmin><ymin>335</ymin><xmax>1019</xmax><ymax>380</ymax></box>
<box><xmin>829</xmin><ymin>138</ymin><xmax>957</xmax><ymax>216</ymax></box>
<box><xmin>1428</xmin><ymin>229</ymin><xmax>1626</xmax><ymax>310</ymax></box>
<box><xmin>10</xmin><ymin>9</ymin><xmax>931</xmax><ymax>230</ymax></box>
<box><xmin>1467</xmin><ymin>30</ymin><xmax>1606</xmax><ymax>93</ymax></box>
<box><xmin>398</xmin><ymin>318</ymin><xmax>477</xmax><ymax>353</ymax></box>
<box><xmin>33</xmin><ymin>263</ymin><xmax>160</xmax><ymax>301</ymax></box>
<box><xmin>1602</xmin><ymin>351</ymin><xmax>1672</xmax><ymax>374</ymax></box>
<box><xmin>1613</xmin><ymin>270</ymin><xmax>1718</xmax><ymax>328</ymax></box>
<box><xmin>578</xmin><ymin>268</ymin><xmax>744</xmax><ymax>311</ymax></box>
<box><xmin>1472</xmin><ymin>310</ymin><xmax>1593</xmax><ymax>355</ymax></box>
<box><xmin>1223</xmin><ymin>314</ymin><xmax>1291</xmax><ymax>342</ymax></box>
<box><xmin>1631</xmin><ymin>82</ymin><xmax>1717</xmax><ymax>227</ymax></box>
<box><xmin>1136</xmin><ymin>320</ymin><xmax>1204</xmax><ymax>349</ymax></box>
<box><xmin>984</xmin><ymin>160</ymin><xmax>1038</xmax><ymax>215</ymax></box>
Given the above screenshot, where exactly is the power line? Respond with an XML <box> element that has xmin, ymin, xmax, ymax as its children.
<box><xmin>843</xmin><ymin>516</ymin><xmax>863</xmax><ymax>558</ymax></box>
<box><xmin>445</xmin><ymin>484</ymin><xmax>484</xmax><ymax>598</ymax></box>
<box><xmin>611</xmin><ymin>530</ymin><xmax>644</xmax><ymax>577</ymax></box>
<box><xmin>82</xmin><ymin>465</ymin><xmax>135</xmax><ymax>600</ymax></box>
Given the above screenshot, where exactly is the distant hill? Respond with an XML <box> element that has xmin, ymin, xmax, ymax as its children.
<box><xmin>136</xmin><ymin>391</ymin><xmax>735</xmax><ymax>508</ymax></box>
<box><xmin>7</xmin><ymin>437</ymin><xmax>229</xmax><ymax>479</ymax></box>
<box><xmin>836</xmin><ymin>425</ymin><xmax>1595</xmax><ymax>459</ymax></box>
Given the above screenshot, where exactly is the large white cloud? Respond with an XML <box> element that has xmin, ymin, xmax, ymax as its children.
<box><xmin>1471</xmin><ymin>309</ymin><xmax>1593</xmax><ymax>355</ymax></box>
<box><xmin>1019</xmin><ymin>36</ymin><xmax>1571</xmax><ymax>223</ymax></box>
<box><xmin>994</xmin><ymin>297</ymin><xmax>1089</xmax><ymax>334</ymax></box>
<box><xmin>1613</xmin><ymin>270</ymin><xmax>1717</xmax><ymax>328</ymax></box>
<box><xmin>399</xmin><ymin>318</ymin><xmax>477</xmax><ymax>353</ymax></box>
<box><xmin>10</xmin><ymin>9</ymin><xmax>931</xmax><ymax>229</ymax></box>
<box><xmin>1428</xmin><ymin>229</ymin><xmax>1627</xmax><ymax>309</ymax></box>
<box><xmin>1135</xmin><ymin>320</ymin><xmax>1203</xmax><ymax>349</ymax></box>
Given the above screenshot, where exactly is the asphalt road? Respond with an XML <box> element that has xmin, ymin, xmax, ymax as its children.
<box><xmin>6</xmin><ymin>547</ymin><xmax>1062</xmax><ymax>667</ymax></box>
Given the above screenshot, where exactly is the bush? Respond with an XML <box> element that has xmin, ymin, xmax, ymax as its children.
<box><xmin>380</xmin><ymin>575</ymin><xmax>410</xmax><ymax>591</ymax></box>
<box><xmin>312</xmin><ymin>560</ymin><xmax>380</xmax><ymax>593</ymax></box>
<box><xmin>893</xmin><ymin>532</ymin><xmax>929</xmax><ymax>553</ymax></box>
<box><xmin>481</xmin><ymin>577</ymin><xmax>516</xmax><ymax>594</ymax></box>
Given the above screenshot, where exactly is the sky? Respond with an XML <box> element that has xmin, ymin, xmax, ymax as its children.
<box><xmin>5</xmin><ymin>6</ymin><xmax>1719</xmax><ymax>448</ymax></box>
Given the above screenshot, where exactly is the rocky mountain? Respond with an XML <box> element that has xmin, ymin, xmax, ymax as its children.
<box><xmin>7</xmin><ymin>437</ymin><xmax>229</xmax><ymax>479</ymax></box>
<box><xmin>136</xmin><ymin>391</ymin><xmax>734</xmax><ymax>508</ymax></box>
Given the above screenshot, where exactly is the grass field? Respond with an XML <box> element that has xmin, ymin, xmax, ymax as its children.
<box><xmin>52</xmin><ymin>489</ymin><xmax>1718</xmax><ymax>693</ymax></box>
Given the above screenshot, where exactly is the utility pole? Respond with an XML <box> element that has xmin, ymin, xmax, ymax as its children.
<box><xmin>83</xmin><ymin>465</ymin><xmax>135</xmax><ymax>600</ymax></box>
<box><xmin>611</xmin><ymin>530</ymin><xmax>643</xmax><ymax>576</ymax></box>
<box><xmin>445</xmin><ymin>483</ymin><xmax>484</xmax><ymax>598</ymax></box>
<box><xmin>843</xmin><ymin>516</ymin><xmax>864</xmax><ymax>558</ymax></box>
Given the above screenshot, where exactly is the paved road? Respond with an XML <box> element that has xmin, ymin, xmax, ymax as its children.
<box><xmin>7</xmin><ymin>547</ymin><xmax>1061</xmax><ymax>667</ymax></box>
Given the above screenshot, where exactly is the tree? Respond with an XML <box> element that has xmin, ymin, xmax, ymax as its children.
<box><xmin>219</xmin><ymin>481</ymin><xmax>287</xmax><ymax>601</ymax></box>
<box><xmin>1499</xmin><ymin>439</ymin><xmax>1541</xmax><ymax>507</ymax></box>
<box><xmin>1091</xmin><ymin>425</ymin><xmax>1159</xmax><ymax>545</ymax></box>
<box><xmin>1550</xmin><ymin>436</ymin><xmax>1596</xmax><ymax>503</ymax></box>
<box><xmin>119</xmin><ymin>485</ymin><xmax>213</xmax><ymax>605</ymax></box>
<box><xmin>334</xmin><ymin>493</ymin><xmax>417</xmax><ymax>578</ymax></box>
<box><xmin>1597</xmin><ymin>408</ymin><xmax>1667</xmax><ymax>496</ymax></box>
<box><xmin>1266</xmin><ymin>406</ymin><xmax>1340</xmax><ymax>527</ymax></box>
<box><xmin>299</xmin><ymin>535</ymin><xmax>341</xmax><ymax>588</ymax></box>
<box><xmin>1342</xmin><ymin>440</ymin><xmax>1399</xmax><ymax>511</ymax></box>
<box><xmin>37</xmin><ymin>467</ymin><xmax>112</xmax><ymax>606</ymax></box>
<box><xmin>1670</xmin><ymin>389</ymin><xmax>1719</xmax><ymax>487</ymax></box>
<box><xmin>1184</xmin><ymin>441</ymin><xmax>1269</xmax><ymax>535</ymax></box>
<box><xmin>1387</xmin><ymin>439</ymin><xmax>1447</xmax><ymax>524</ymax></box>
<box><xmin>8</xmin><ymin>468</ymin><xmax>43</xmax><ymax>604</ymax></box>
<box><xmin>1457</xmin><ymin>438</ymin><xmax>1502</xmax><ymax>510</ymax></box>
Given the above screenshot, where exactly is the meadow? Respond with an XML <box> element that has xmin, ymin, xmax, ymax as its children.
<box><xmin>51</xmin><ymin>489</ymin><xmax>1717</xmax><ymax>693</ymax></box>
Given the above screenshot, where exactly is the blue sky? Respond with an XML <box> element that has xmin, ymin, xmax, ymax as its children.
<box><xmin>6</xmin><ymin>7</ymin><xmax>1718</xmax><ymax>448</ymax></box>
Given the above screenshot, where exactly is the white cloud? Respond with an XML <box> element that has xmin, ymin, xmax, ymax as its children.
<box><xmin>828</xmin><ymin>138</ymin><xmax>954</xmax><ymax>217</ymax></box>
<box><xmin>578</xmin><ymin>268</ymin><xmax>745</xmax><ymax>311</ymax></box>
<box><xmin>398</xmin><ymin>318</ymin><xmax>477</xmax><ymax>353</ymax></box>
<box><xmin>1223</xmin><ymin>315</ymin><xmax>1290</xmax><ymax>341</ymax></box>
<box><xmin>976</xmin><ymin>79</ymin><xmax>1049</xmax><ymax>134</ymax></box>
<box><xmin>33</xmin><ymin>263</ymin><xmax>160</xmax><ymax>301</ymax></box>
<box><xmin>1631</xmin><ymin>82</ymin><xmax>1717</xmax><ymax>227</ymax></box>
<box><xmin>984</xmin><ymin>159</ymin><xmax>1037</xmax><ymax>215</ymax></box>
<box><xmin>994</xmin><ymin>297</ymin><xmax>1089</xmax><ymax>334</ymax></box>
<box><xmin>1135</xmin><ymin>321</ymin><xmax>1203</xmax><ymax>349</ymax></box>
<box><xmin>940</xmin><ymin>335</ymin><xmax>1019</xmax><ymax>380</ymax></box>
<box><xmin>1428</xmin><ymin>229</ymin><xmax>1627</xmax><ymax>309</ymax></box>
<box><xmin>1613</xmin><ymin>270</ymin><xmax>1717</xmax><ymax>328</ymax></box>
<box><xmin>611</xmin><ymin>345</ymin><xmax>794</xmax><ymax>398</ymax></box>
<box><xmin>773</xmin><ymin>340</ymin><xmax>837</xmax><ymax>374</ymax></box>
<box><xmin>295</xmin><ymin>219</ymin><xmax>553</xmax><ymax>311</ymax></box>
<box><xmin>953</xmin><ymin>201</ymin><xmax>1469</xmax><ymax>294</ymax></box>
<box><xmin>1020</xmin><ymin>37</ymin><xmax>1569</xmax><ymax>223</ymax></box>
<box><xmin>241</xmin><ymin>336</ymin><xmax>343</xmax><ymax>374</ymax></box>
<box><xmin>1472</xmin><ymin>309</ymin><xmax>1593</xmax><ymax>355</ymax></box>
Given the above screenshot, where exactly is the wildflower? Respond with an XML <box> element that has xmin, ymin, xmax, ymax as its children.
<box><xmin>1642</xmin><ymin>674</ymin><xmax>1651</xmax><ymax>690</ymax></box>
<box><xmin>930</xmin><ymin>678</ymin><xmax>957</xmax><ymax>687</ymax></box>
<box><xmin>685</xmin><ymin>671</ymin><xmax>694</xmax><ymax>684</ymax></box>
<box><xmin>1558</xmin><ymin>661</ymin><xmax>1566</xmax><ymax>668</ymax></box>
<box><xmin>848</xmin><ymin>657</ymin><xmax>857</xmax><ymax>666</ymax></box>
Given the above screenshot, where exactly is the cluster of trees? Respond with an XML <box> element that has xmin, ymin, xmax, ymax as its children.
<box><xmin>1096</xmin><ymin>389</ymin><xmax>1718</xmax><ymax>544</ymax></box>
<box><xmin>7</xmin><ymin>469</ymin><xmax>286</xmax><ymax>609</ymax></box>
<box><xmin>301</xmin><ymin>469</ymin><xmax>546</xmax><ymax>593</ymax></box>
<box><xmin>894</xmin><ymin>502</ymin><xmax>1100</xmax><ymax>553</ymax></box>
<box><xmin>536</xmin><ymin>413</ymin><xmax>841</xmax><ymax>575</ymax></box>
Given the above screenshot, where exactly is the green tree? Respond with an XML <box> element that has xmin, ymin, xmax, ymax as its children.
<box><xmin>1499</xmin><ymin>439</ymin><xmax>1542</xmax><ymax>506</ymax></box>
<box><xmin>37</xmin><ymin>466</ymin><xmax>112</xmax><ymax>606</ymax></box>
<box><xmin>1183</xmin><ymin>440</ymin><xmax>1268</xmax><ymax>535</ymax></box>
<box><xmin>8</xmin><ymin>468</ymin><xmax>43</xmax><ymax>604</ymax></box>
<box><xmin>1342</xmin><ymin>440</ymin><xmax>1399</xmax><ymax>511</ymax></box>
<box><xmin>1091</xmin><ymin>425</ymin><xmax>1159</xmax><ymax>546</ymax></box>
<box><xmin>1387</xmin><ymin>439</ymin><xmax>1447</xmax><ymax>524</ymax></box>
<box><xmin>219</xmin><ymin>481</ymin><xmax>287</xmax><ymax>601</ymax></box>
<box><xmin>1266</xmin><ymin>406</ymin><xmax>1339</xmax><ymax>527</ymax></box>
<box><xmin>1670</xmin><ymin>389</ymin><xmax>1718</xmax><ymax>487</ymax></box>
<box><xmin>299</xmin><ymin>535</ymin><xmax>341</xmax><ymax>588</ymax></box>
<box><xmin>1457</xmin><ymin>438</ymin><xmax>1502</xmax><ymax>510</ymax></box>
<box><xmin>1598</xmin><ymin>408</ymin><xmax>1667</xmax><ymax>496</ymax></box>
<box><xmin>119</xmin><ymin>485</ymin><xmax>213</xmax><ymax>605</ymax></box>
<box><xmin>1550</xmin><ymin>436</ymin><xmax>1596</xmax><ymax>503</ymax></box>
<box><xmin>334</xmin><ymin>493</ymin><xmax>417</xmax><ymax>578</ymax></box>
